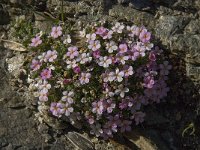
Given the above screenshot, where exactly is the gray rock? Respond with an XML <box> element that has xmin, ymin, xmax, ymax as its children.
<box><xmin>109</xmin><ymin>5</ymin><xmax>155</xmax><ymax>29</ymax></box>
<box><xmin>185</xmin><ymin>19</ymin><xmax>200</xmax><ymax>34</ymax></box>
<box><xmin>186</xmin><ymin>63</ymin><xmax>200</xmax><ymax>82</ymax></box>
<box><xmin>155</xmin><ymin>15</ymin><xmax>190</xmax><ymax>46</ymax></box>
<box><xmin>0</xmin><ymin>6</ymin><xmax>10</xmax><ymax>25</ymax></box>
<box><xmin>6</xmin><ymin>53</ymin><xmax>25</xmax><ymax>78</ymax></box>
<box><xmin>118</xmin><ymin>0</ymin><xmax>130</xmax><ymax>4</ymax></box>
<box><xmin>66</xmin><ymin>132</ymin><xmax>94</xmax><ymax>150</ymax></box>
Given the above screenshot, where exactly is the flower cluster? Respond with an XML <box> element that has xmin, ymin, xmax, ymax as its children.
<box><xmin>28</xmin><ymin>22</ymin><xmax>171</xmax><ymax>139</ymax></box>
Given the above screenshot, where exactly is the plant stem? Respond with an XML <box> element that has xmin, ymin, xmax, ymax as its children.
<box><xmin>61</xmin><ymin>0</ymin><xmax>64</xmax><ymax>22</ymax></box>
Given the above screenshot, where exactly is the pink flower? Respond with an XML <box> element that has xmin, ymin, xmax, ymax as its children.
<box><xmin>85</xmin><ymin>114</ymin><xmax>95</xmax><ymax>124</ymax></box>
<box><xmin>79</xmin><ymin>72</ymin><xmax>91</xmax><ymax>84</ymax></box>
<box><xmin>106</xmin><ymin>41</ymin><xmax>118</xmax><ymax>53</ymax></box>
<box><xmin>112</xmin><ymin>22</ymin><xmax>124</xmax><ymax>33</ymax></box>
<box><xmin>92</xmin><ymin>101</ymin><xmax>104</xmax><ymax>115</ymax></box>
<box><xmin>63</xmin><ymin>79</ymin><xmax>71</xmax><ymax>84</ymax></box>
<box><xmin>159</xmin><ymin>61</ymin><xmax>172</xmax><ymax>75</ymax></box>
<box><xmin>50</xmin><ymin>102</ymin><xmax>62</xmax><ymax>117</ymax></box>
<box><xmin>30</xmin><ymin>59</ymin><xmax>41</xmax><ymax>71</ymax></box>
<box><xmin>60</xmin><ymin>102</ymin><xmax>74</xmax><ymax>116</ymax></box>
<box><xmin>51</xmin><ymin>26</ymin><xmax>62</xmax><ymax>38</ymax></box>
<box><xmin>86</xmin><ymin>33</ymin><xmax>96</xmax><ymax>42</ymax></box>
<box><xmin>39</xmin><ymin>89</ymin><xmax>48</xmax><ymax>102</ymax></box>
<box><xmin>92</xmin><ymin>50</ymin><xmax>100</xmax><ymax>59</ymax></box>
<box><xmin>40</xmin><ymin>69</ymin><xmax>52</xmax><ymax>80</ymax></box>
<box><xmin>104</xmin><ymin>99</ymin><xmax>116</xmax><ymax>113</ymax></box>
<box><xmin>66</xmin><ymin>46</ymin><xmax>79</xmax><ymax>59</ymax></box>
<box><xmin>149</xmin><ymin>52</ymin><xmax>156</xmax><ymax>61</ymax></box>
<box><xmin>132</xmin><ymin>112</ymin><xmax>145</xmax><ymax>125</ymax></box>
<box><xmin>119</xmin><ymin>44</ymin><xmax>128</xmax><ymax>53</ymax></box>
<box><xmin>30</xmin><ymin>36</ymin><xmax>42</xmax><ymax>47</ymax></box>
<box><xmin>134</xmin><ymin>42</ymin><xmax>146</xmax><ymax>57</ymax></box>
<box><xmin>120</xmin><ymin>120</ymin><xmax>132</xmax><ymax>132</ymax></box>
<box><xmin>102</xmin><ymin>30</ymin><xmax>113</xmax><ymax>39</ymax></box>
<box><xmin>98</xmin><ymin>56</ymin><xmax>112</xmax><ymax>68</ymax></box>
<box><xmin>96</xmin><ymin>27</ymin><xmax>107</xmax><ymax>35</ymax></box>
<box><xmin>73</xmin><ymin>66</ymin><xmax>81</xmax><ymax>74</ymax></box>
<box><xmin>45</xmin><ymin>50</ymin><xmax>57</xmax><ymax>62</ymax></box>
<box><xmin>139</xmin><ymin>30</ymin><xmax>151</xmax><ymax>43</ymax></box>
<box><xmin>88</xmin><ymin>40</ymin><xmax>101</xmax><ymax>51</ymax></box>
<box><xmin>116</xmin><ymin>54</ymin><xmax>129</xmax><ymax>65</ymax></box>
<box><xmin>106</xmin><ymin>115</ymin><xmax>121</xmax><ymax>132</ymax></box>
<box><xmin>143</xmin><ymin>75</ymin><xmax>155</xmax><ymax>89</ymax></box>
<box><xmin>119</xmin><ymin>98</ymin><xmax>129</xmax><ymax>110</ymax></box>
<box><xmin>61</xmin><ymin>91</ymin><xmax>74</xmax><ymax>104</ymax></box>
<box><xmin>124</xmin><ymin>66</ymin><xmax>134</xmax><ymax>77</ymax></box>
<box><xmin>38</xmin><ymin>80</ymin><xmax>51</xmax><ymax>93</ymax></box>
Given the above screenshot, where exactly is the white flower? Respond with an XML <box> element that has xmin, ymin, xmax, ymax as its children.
<box><xmin>127</xmin><ymin>25</ymin><xmax>137</xmax><ymax>37</ymax></box>
<box><xmin>63</xmin><ymin>34</ymin><xmax>71</xmax><ymax>44</ymax></box>
<box><xmin>76</xmin><ymin>53</ymin><xmax>92</xmax><ymax>64</ymax></box>
<box><xmin>66</xmin><ymin>60</ymin><xmax>77</xmax><ymax>69</ymax></box>
<box><xmin>144</xmin><ymin>42</ymin><xmax>154</xmax><ymax>51</ymax></box>
<box><xmin>115</xmin><ymin>68</ymin><xmax>124</xmax><ymax>82</ymax></box>
<box><xmin>62</xmin><ymin>91</ymin><xmax>74</xmax><ymax>104</ymax></box>
<box><xmin>86</xmin><ymin>33</ymin><xmax>96</xmax><ymax>42</ymax></box>
<box><xmin>106</xmin><ymin>41</ymin><xmax>118</xmax><ymax>53</ymax></box>
<box><xmin>38</xmin><ymin>89</ymin><xmax>48</xmax><ymax>102</ymax></box>
<box><xmin>108</xmin><ymin>72</ymin><xmax>115</xmax><ymax>82</ymax></box>
<box><xmin>98</xmin><ymin>56</ymin><xmax>112</xmax><ymax>68</ymax></box>
<box><xmin>103</xmin><ymin>88</ymin><xmax>115</xmax><ymax>98</ymax></box>
<box><xmin>38</xmin><ymin>80</ymin><xmax>51</xmax><ymax>93</ymax></box>
<box><xmin>112</xmin><ymin>22</ymin><xmax>125</xmax><ymax>33</ymax></box>
<box><xmin>61</xmin><ymin>103</ymin><xmax>74</xmax><ymax>116</ymax></box>
<box><xmin>115</xmin><ymin>85</ymin><xmax>129</xmax><ymax>98</ymax></box>
<box><xmin>88</xmin><ymin>40</ymin><xmax>101</xmax><ymax>51</ymax></box>
<box><xmin>49</xmin><ymin>65</ymin><xmax>55</xmax><ymax>70</ymax></box>
<box><xmin>38</xmin><ymin>52</ymin><xmax>47</xmax><ymax>62</ymax></box>
<box><xmin>79</xmin><ymin>72</ymin><xmax>91</xmax><ymax>84</ymax></box>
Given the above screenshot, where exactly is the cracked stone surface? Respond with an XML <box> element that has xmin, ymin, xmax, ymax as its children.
<box><xmin>0</xmin><ymin>0</ymin><xmax>199</xmax><ymax>149</ymax></box>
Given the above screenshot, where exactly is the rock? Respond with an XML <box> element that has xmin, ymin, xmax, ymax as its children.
<box><xmin>0</xmin><ymin>5</ymin><xmax>10</xmax><ymax>25</ymax></box>
<box><xmin>10</xmin><ymin>0</ymin><xmax>21</xmax><ymax>5</ymax></box>
<box><xmin>185</xmin><ymin>19</ymin><xmax>200</xmax><ymax>34</ymax></box>
<box><xmin>161</xmin><ymin>132</ymin><xmax>177</xmax><ymax>150</ymax></box>
<box><xmin>145</xmin><ymin>108</ymin><xmax>169</xmax><ymax>126</ymax></box>
<box><xmin>34</xmin><ymin>12</ymin><xmax>54</xmax><ymax>32</ymax></box>
<box><xmin>155</xmin><ymin>15</ymin><xmax>190</xmax><ymax>46</ymax></box>
<box><xmin>109</xmin><ymin>5</ymin><xmax>155</xmax><ymax>29</ymax></box>
<box><xmin>186</xmin><ymin>63</ymin><xmax>200</xmax><ymax>82</ymax></box>
<box><xmin>66</xmin><ymin>132</ymin><xmax>94</xmax><ymax>150</ymax></box>
<box><xmin>6</xmin><ymin>53</ymin><xmax>25</xmax><ymax>78</ymax></box>
<box><xmin>37</xmin><ymin>124</ymin><xmax>49</xmax><ymax>134</ymax></box>
<box><xmin>7</xmin><ymin>97</ymin><xmax>25</xmax><ymax>109</ymax></box>
<box><xmin>42</xmin><ymin>113</ymin><xmax>69</xmax><ymax>130</ymax></box>
<box><xmin>118</xmin><ymin>0</ymin><xmax>130</xmax><ymax>4</ymax></box>
<box><xmin>185</xmin><ymin>35</ymin><xmax>200</xmax><ymax>64</ymax></box>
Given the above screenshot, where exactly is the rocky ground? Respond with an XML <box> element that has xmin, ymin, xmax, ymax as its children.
<box><xmin>0</xmin><ymin>0</ymin><xmax>200</xmax><ymax>150</ymax></box>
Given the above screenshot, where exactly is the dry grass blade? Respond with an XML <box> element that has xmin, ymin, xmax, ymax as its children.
<box><xmin>0</xmin><ymin>39</ymin><xmax>26</xmax><ymax>52</ymax></box>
